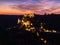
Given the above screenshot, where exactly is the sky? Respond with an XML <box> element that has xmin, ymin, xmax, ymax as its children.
<box><xmin>0</xmin><ymin>0</ymin><xmax>60</xmax><ymax>15</ymax></box>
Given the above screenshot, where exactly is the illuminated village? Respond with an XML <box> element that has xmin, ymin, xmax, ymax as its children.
<box><xmin>17</xmin><ymin>13</ymin><xmax>56</xmax><ymax>33</ymax></box>
<box><xmin>16</xmin><ymin>13</ymin><xmax>57</xmax><ymax>45</ymax></box>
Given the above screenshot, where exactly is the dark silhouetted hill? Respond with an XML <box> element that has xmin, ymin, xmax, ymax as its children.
<box><xmin>0</xmin><ymin>14</ymin><xmax>60</xmax><ymax>31</ymax></box>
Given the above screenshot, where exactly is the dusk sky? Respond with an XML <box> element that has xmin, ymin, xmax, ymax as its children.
<box><xmin>0</xmin><ymin>0</ymin><xmax>60</xmax><ymax>15</ymax></box>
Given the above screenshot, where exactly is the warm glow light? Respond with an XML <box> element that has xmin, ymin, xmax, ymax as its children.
<box><xmin>18</xmin><ymin>18</ymin><xmax>21</xmax><ymax>24</ymax></box>
<box><xmin>40</xmin><ymin>26</ymin><xmax>43</xmax><ymax>29</ymax></box>
<box><xmin>29</xmin><ymin>13</ymin><xmax>35</xmax><ymax>18</ymax></box>
<box><xmin>24</xmin><ymin>13</ymin><xmax>34</xmax><ymax>18</ymax></box>
<box><xmin>22</xmin><ymin>21</ymin><xmax>30</xmax><ymax>27</ymax></box>
<box><xmin>30</xmin><ymin>27</ymin><xmax>35</xmax><ymax>30</ymax></box>
<box><xmin>31</xmin><ymin>23</ymin><xmax>33</xmax><ymax>25</ymax></box>
<box><xmin>52</xmin><ymin>30</ymin><xmax>56</xmax><ymax>33</ymax></box>
<box><xmin>36</xmin><ymin>32</ymin><xmax>39</xmax><ymax>36</ymax></box>
<box><xmin>41</xmin><ymin>38</ymin><xmax>44</xmax><ymax>41</ymax></box>
<box><xmin>40</xmin><ymin>23</ymin><xmax>44</xmax><ymax>29</ymax></box>
<box><xmin>44</xmin><ymin>40</ymin><xmax>47</xmax><ymax>44</ymax></box>
<box><xmin>25</xmin><ymin>28</ymin><xmax>30</xmax><ymax>31</ymax></box>
<box><xmin>44</xmin><ymin>30</ymin><xmax>49</xmax><ymax>32</ymax></box>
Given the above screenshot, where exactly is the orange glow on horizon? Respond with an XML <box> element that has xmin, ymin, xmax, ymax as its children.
<box><xmin>0</xmin><ymin>9</ymin><xmax>34</xmax><ymax>15</ymax></box>
<box><xmin>0</xmin><ymin>8</ymin><xmax>60</xmax><ymax>15</ymax></box>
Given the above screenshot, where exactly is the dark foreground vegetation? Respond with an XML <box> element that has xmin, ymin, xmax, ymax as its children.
<box><xmin>0</xmin><ymin>14</ymin><xmax>60</xmax><ymax>45</ymax></box>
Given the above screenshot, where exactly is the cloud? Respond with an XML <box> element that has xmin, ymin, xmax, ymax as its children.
<box><xmin>10</xmin><ymin>0</ymin><xmax>60</xmax><ymax>14</ymax></box>
<box><xmin>0</xmin><ymin>0</ymin><xmax>60</xmax><ymax>14</ymax></box>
